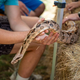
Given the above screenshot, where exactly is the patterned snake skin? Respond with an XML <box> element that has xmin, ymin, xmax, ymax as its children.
<box><xmin>11</xmin><ymin>20</ymin><xmax>79</xmax><ymax>64</ymax></box>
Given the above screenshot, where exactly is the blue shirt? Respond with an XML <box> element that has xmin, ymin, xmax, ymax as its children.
<box><xmin>0</xmin><ymin>0</ymin><xmax>18</xmax><ymax>6</ymax></box>
<box><xmin>19</xmin><ymin>0</ymin><xmax>32</xmax><ymax>3</ymax></box>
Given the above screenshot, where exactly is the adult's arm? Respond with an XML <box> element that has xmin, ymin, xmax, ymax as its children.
<box><xmin>3</xmin><ymin>6</ymin><xmax>59</xmax><ymax>45</ymax></box>
<box><xmin>0</xmin><ymin>29</ymin><xmax>29</xmax><ymax>44</ymax></box>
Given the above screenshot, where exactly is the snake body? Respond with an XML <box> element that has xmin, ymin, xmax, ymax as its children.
<box><xmin>11</xmin><ymin>20</ymin><xmax>79</xmax><ymax>64</ymax></box>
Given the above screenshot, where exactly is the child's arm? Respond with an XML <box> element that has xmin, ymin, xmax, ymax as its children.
<box><xmin>5</xmin><ymin>5</ymin><xmax>30</xmax><ymax>31</ymax></box>
<box><xmin>62</xmin><ymin>13</ymin><xmax>80</xmax><ymax>24</ymax></box>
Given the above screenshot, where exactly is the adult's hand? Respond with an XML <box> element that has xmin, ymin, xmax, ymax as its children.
<box><xmin>19</xmin><ymin>1</ymin><xmax>29</xmax><ymax>16</ymax></box>
<box><xmin>62</xmin><ymin>13</ymin><xmax>80</xmax><ymax>24</ymax></box>
<box><xmin>66</xmin><ymin>1</ymin><xmax>80</xmax><ymax>11</ymax></box>
<box><xmin>36</xmin><ymin>32</ymin><xmax>59</xmax><ymax>45</ymax></box>
<box><xmin>34</xmin><ymin>18</ymin><xmax>59</xmax><ymax>45</ymax></box>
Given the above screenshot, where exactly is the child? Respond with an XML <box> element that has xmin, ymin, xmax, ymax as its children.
<box><xmin>0</xmin><ymin>0</ymin><xmax>45</xmax><ymax>17</ymax></box>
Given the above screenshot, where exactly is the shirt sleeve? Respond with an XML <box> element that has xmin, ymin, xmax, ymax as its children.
<box><xmin>4</xmin><ymin>0</ymin><xmax>19</xmax><ymax>6</ymax></box>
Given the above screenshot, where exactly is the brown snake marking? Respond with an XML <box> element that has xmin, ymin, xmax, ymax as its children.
<box><xmin>11</xmin><ymin>20</ymin><xmax>79</xmax><ymax>64</ymax></box>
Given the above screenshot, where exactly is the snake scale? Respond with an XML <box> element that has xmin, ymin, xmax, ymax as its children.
<box><xmin>11</xmin><ymin>20</ymin><xmax>79</xmax><ymax>64</ymax></box>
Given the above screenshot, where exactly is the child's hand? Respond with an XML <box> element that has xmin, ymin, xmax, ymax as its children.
<box><xmin>66</xmin><ymin>2</ymin><xmax>80</xmax><ymax>11</ymax></box>
<box><xmin>19</xmin><ymin>1</ymin><xmax>29</xmax><ymax>15</ymax></box>
<box><xmin>62</xmin><ymin>13</ymin><xmax>79</xmax><ymax>24</ymax></box>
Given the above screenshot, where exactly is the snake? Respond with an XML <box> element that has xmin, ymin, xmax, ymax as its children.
<box><xmin>11</xmin><ymin>20</ymin><xmax>79</xmax><ymax>64</ymax></box>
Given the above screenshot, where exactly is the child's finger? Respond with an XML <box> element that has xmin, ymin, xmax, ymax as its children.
<box><xmin>37</xmin><ymin>18</ymin><xmax>45</xmax><ymax>23</ymax></box>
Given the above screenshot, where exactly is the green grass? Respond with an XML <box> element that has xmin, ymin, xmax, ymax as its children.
<box><xmin>35</xmin><ymin>65</ymin><xmax>47</xmax><ymax>72</ymax></box>
<box><xmin>0</xmin><ymin>55</ymin><xmax>14</xmax><ymax>80</ymax></box>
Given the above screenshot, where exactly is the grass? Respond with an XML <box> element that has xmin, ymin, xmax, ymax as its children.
<box><xmin>0</xmin><ymin>55</ymin><xmax>14</xmax><ymax>80</ymax></box>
